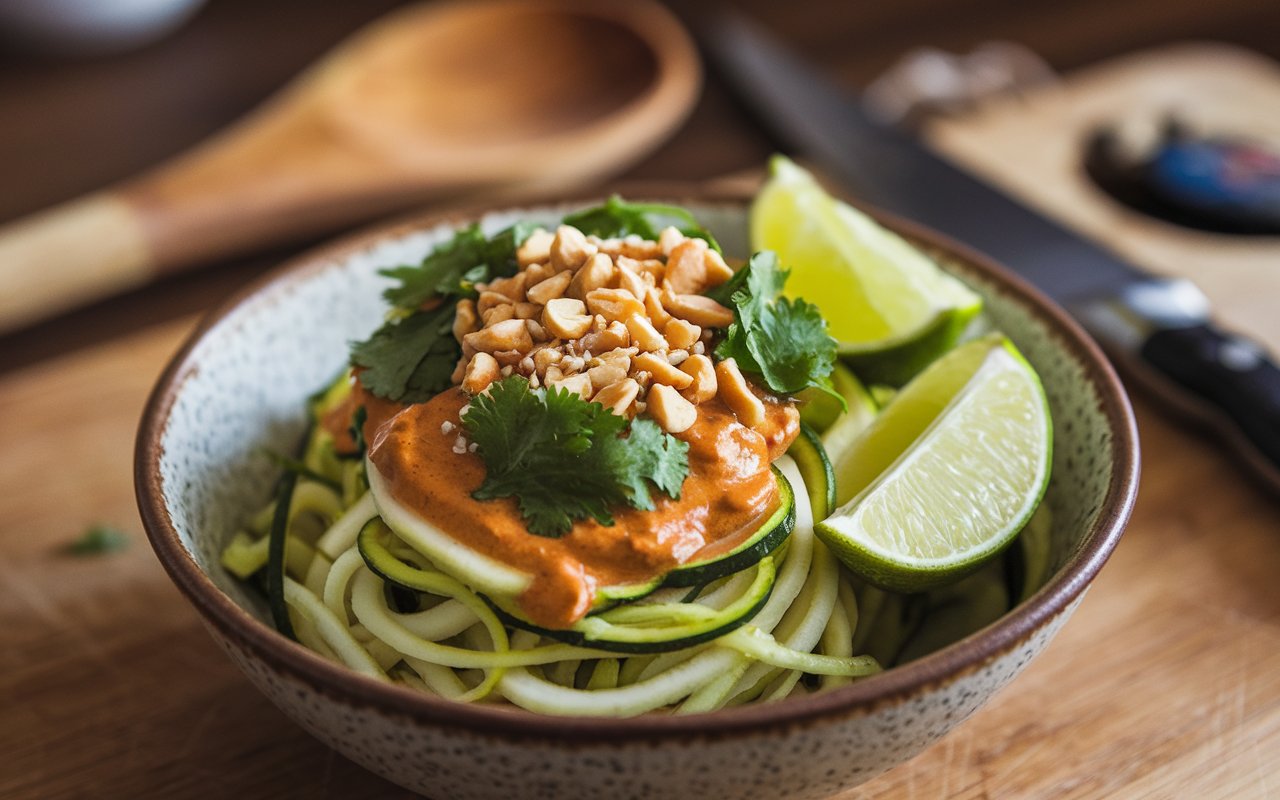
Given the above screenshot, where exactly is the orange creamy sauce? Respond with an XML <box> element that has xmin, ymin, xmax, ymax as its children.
<box><xmin>363</xmin><ymin>387</ymin><xmax>799</xmax><ymax>629</ymax></box>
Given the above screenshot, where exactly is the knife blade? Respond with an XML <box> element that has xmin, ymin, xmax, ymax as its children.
<box><xmin>700</xmin><ymin>9</ymin><xmax>1280</xmax><ymax>492</ymax></box>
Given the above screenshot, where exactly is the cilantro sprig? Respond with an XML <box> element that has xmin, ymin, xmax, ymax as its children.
<box><xmin>350</xmin><ymin>222</ymin><xmax>534</xmax><ymax>403</ymax></box>
<box><xmin>380</xmin><ymin>222</ymin><xmax>536</xmax><ymax>308</ymax></box>
<box><xmin>563</xmin><ymin>195</ymin><xmax>721</xmax><ymax>253</ymax></box>
<box><xmin>462</xmin><ymin>376</ymin><xmax>690</xmax><ymax>537</ymax></box>
<box><xmin>710</xmin><ymin>251</ymin><xmax>842</xmax><ymax>402</ymax></box>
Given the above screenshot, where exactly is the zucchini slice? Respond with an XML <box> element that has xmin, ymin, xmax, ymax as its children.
<box><xmin>359</xmin><ymin>515</ymin><xmax>659</xmax><ymax>613</ymax></box>
<box><xmin>487</xmin><ymin>556</ymin><xmax>777</xmax><ymax>654</ymax></box>
<box><xmin>787</xmin><ymin>422</ymin><xmax>836</xmax><ymax>521</ymax></box>
<box><xmin>367</xmin><ymin>458</ymin><xmax>532</xmax><ymax>599</ymax></box>
<box><xmin>267</xmin><ymin>472</ymin><xmax>299</xmax><ymax>640</ymax></box>
<box><xmin>659</xmin><ymin>467</ymin><xmax>795</xmax><ymax>588</ymax></box>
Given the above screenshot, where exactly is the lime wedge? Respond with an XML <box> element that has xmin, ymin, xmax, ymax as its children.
<box><xmin>751</xmin><ymin>156</ymin><xmax>983</xmax><ymax>385</ymax></box>
<box><xmin>816</xmin><ymin>335</ymin><xmax>1052</xmax><ymax>592</ymax></box>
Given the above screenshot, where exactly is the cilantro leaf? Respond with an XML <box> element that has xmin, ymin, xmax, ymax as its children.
<box><xmin>602</xmin><ymin>417</ymin><xmax>690</xmax><ymax>511</ymax></box>
<box><xmin>381</xmin><ymin>222</ymin><xmax>536</xmax><ymax>309</ymax></box>
<box><xmin>462</xmin><ymin>377</ymin><xmax>690</xmax><ymax>537</ymax></box>
<box><xmin>350</xmin><ymin>303</ymin><xmax>459</xmax><ymax>403</ymax></box>
<box><xmin>713</xmin><ymin>251</ymin><xmax>842</xmax><ymax>400</ymax></box>
<box><xmin>563</xmin><ymin>196</ymin><xmax>721</xmax><ymax>253</ymax></box>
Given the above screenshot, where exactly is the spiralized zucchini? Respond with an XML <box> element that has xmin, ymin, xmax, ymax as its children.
<box><xmin>226</xmin><ymin>425</ymin><xmax>1053</xmax><ymax>717</ymax></box>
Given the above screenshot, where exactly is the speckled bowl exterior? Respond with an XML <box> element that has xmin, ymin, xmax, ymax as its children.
<box><xmin>136</xmin><ymin>188</ymin><xmax>1139</xmax><ymax>800</ymax></box>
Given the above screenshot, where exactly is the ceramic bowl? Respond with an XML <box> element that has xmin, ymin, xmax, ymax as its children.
<box><xmin>136</xmin><ymin>188</ymin><xmax>1139</xmax><ymax>800</ymax></box>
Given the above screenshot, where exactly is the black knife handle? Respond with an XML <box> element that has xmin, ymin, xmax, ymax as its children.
<box><xmin>1140</xmin><ymin>323</ymin><xmax>1280</xmax><ymax>473</ymax></box>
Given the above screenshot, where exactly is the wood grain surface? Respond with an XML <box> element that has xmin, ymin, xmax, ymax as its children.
<box><xmin>4</xmin><ymin>319</ymin><xmax>1278</xmax><ymax>799</ymax></box>
<box><xmin>4</xmin><ymin>3</ymin><xmax>1280</xmax><ymax>798</ymax></box>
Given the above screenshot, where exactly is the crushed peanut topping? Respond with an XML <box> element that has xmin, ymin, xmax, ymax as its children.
<box><xmin>450</xmin><ymin>224</ymin><xmax>746</xmax><ymax>433</ymax></box>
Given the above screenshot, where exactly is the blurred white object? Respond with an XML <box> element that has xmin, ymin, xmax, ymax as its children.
<box><xmin>0</xmin><ymin>0</ymin><xmax>205</xmax><ymax>55</ymax></box>
<box><xmin>863</xmin><ymin>42</ymin><xmax>1058</xmax><ymax>126</ymax></box>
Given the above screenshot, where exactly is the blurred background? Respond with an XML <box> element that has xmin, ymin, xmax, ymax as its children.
<box><xmin>2</xmin><ymin>0</ymin><xmax>1278</xmax><ymax>369</ymax></box>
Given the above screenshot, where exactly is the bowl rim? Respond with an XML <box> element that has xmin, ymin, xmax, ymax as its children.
<box><xmin>135</xmin><ymin>183</ymin><xmax>1140</xmax><ymax>741</ymax></box>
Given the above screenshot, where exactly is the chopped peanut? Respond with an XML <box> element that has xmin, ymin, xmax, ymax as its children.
<box><xmin>658</xmin><ymin>226</ymin><xmax>685</xmax><ymax>257</ymax></box>
<box><xmin>525</xmin><ymin>319</ymin><xmax>549</xmax><ymax>343</ymax></box>
<box><xmin>514</xmin><ymin>302</ymin><xmax>540</xmax><ymax>320</ymax></box>
<box><xmin>452</xmin><ymin>298</ymin><xmax>478</xmax><ymax>343</ymax></box>
<box><xmin>625</xmin><ymin>314</ymin><xmax>666</xmax><ymax>352</ymax></box>
<box><xmin>462</xmin><ymin>352</ymin><xmax>500</xmax><ymax>395</ymax></box>
<box><xmin>634</xmin><ymin>352</ymin><xmax>693</xmax><ymax>390</ymax></box>
<box><xmin>464</xmin><ymin>318</ymin><xmax>533</xmax><ymax>354</ymax></box>
<box><xmin>522</xmin><ymin>261</ymin><xmax>554</xmax><ymax>286</ymax></box>
<box><xmin>487</xmin><ymin>273</ymin><xmax>527</xmax><ymax>303</ymax></box>
<box><xmin>550</xmin><ymin>225</ymin><xmax>597</xmax><ymax>272</ymax></box>
<box><xmin>517</xmin><ymin>228</ymin><xmax>554</xmax><ymax>267</ymax></box>
<box><xmin>615</xmin><ymin>263</ymin><xmax>648</xmax><ymax>300</ymax></box>
<box><xmin>542</xmin><ymin>298</ymin><xmax>593</xmax><ymax>340</ymax></box>
<box><xmin>592</xmin><ymin>346</ymin><xmax>634</xmax><ymax>371</ymax></box>
<box><xmin>644</xmin><ymin>287</ymin><xmax>673</xmax><ymax>327</ymax></box>
<box><xmin>568</xmin><ymin>252</ymin><xmax>616</xmax><ymax>300</ymax></box>
<box><xmin>490</xmin><ymin>348</ymin><xmax>525</xmax><ymax>367</ymax></box>
<box><xmin>587</xmin><ymin>362</ymin><xmax>628</xmax><ymax>391</ymax></box>
<box><xmin>664</xmin><ymin>239</ymin><xmax>710</xmax><ymax>294</ymax></box>
<box><xmin>533</xmin><ymin>346</ymin><xmax>562</xmax><ymax>377</ymax></box>
<box><xmin>703</xmin><ymin>249</ymin><xmax>735</xmax><ymax>288</ymax></box>
<box><xmin>580</xmin><ymin>320</ymin><xmax>630</xmax><ymax>354</ymax></box>
<box><xmin>715</xmin><ymin>358</ymin><xmax>765</xmax><ymax>427</ymax></box>
<box><xmin>663</xmin><ymin>318</ymin><xmax>700</xmax><ymax>350</ymax></box>
<box><xmin>549</xmin><ymin>372</ymin><xmax>593</xmax><ymax>400</ymax></box>
<box><xmin>476</xmin><ymin>290</ymin><xmax>511</xmax><ymax>316</ymax></box>
<box><xmin>661</xmin><ymin>288</ymin><xmax>735</xmax><ymax>328</ymax></box>
<box><xmin>647</xmin><ymin>384</ymin><xmax>697</xmax><ymax>433</ymax></box>
<box><xmin>679</xmin><ymin>354</ymin><xmax>717</xmax><ymax>403</ymax></box>
<box><xmin>586</xmin><ymin>287</ymin><xmax>645</xmax><ymax>323</ymax></box>
<box><xmin>525</xmin><ymin>270</ymin><xmax>573</xmax><ymax>305</ymax></box>
<box><xmin>592</xmin><ymin>378</ymin><xmax>640</xmax><ymax>417</ymax></box>
<box><xmin>481</xmin><ymin>304</ymin><xmax>515</xmax><ymax>326</ymax></box>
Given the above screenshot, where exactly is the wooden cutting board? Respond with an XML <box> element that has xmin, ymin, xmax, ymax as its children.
<box><xmin>5</xmin><ymin>45</ymin><xmax>1280</xmax><ymax>799</ymax></box>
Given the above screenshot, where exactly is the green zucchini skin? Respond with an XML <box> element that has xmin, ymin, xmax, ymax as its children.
<box><xmin>268</xmin><ymin>472</ymin><xmax>299</xmax><ymax>640</ymax></box>
<box><xmin>659</xmin><ymin>467</ymin><xmax>795</xmax><ymax>589</ymax></box>
<box><xmin>787</xmin><ymin>422</ymin><xmax>836</xmax><ymax>521</ymax></box>
<box><xmin>484</xmin><ymin>560</ymin><xmax>777</xmax><ymax>655</ymax></box>
<box><xmin>358</xmin><ymin>517</ymin><xmax>422</xmax><ymax>589</ymax></box>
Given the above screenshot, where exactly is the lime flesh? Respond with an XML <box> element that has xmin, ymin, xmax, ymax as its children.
<box><xmin>751</xmin><ymin>156</ymin><xmax>983</xmax><ymax>385</ymax></box>
<box><xmin>817</xmin><ymin>335</ymin><xmax>1052</xmax><ymax>593</ymax></box>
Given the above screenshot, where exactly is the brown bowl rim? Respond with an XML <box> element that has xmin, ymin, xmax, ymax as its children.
<box><xmin>135</xmin><ymin>182</ymin><xmax>1140</xmax><ymax>742</ymax></box>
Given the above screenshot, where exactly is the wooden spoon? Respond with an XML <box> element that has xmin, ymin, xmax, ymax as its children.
<box><xmin>0</xmin><ymin>0</ymin><xmax>700</xmax><ymax>333</ymax></box>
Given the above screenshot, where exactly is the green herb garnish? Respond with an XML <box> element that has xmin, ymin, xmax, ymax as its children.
<box><xmin>462</xmin><ymin>376</ymin><xmax>690</xmax><ymax>537</ymax></box>
<box><xmin>564</xmin><ymin>195</ymin><xmax>722</xmax><ymax>253</ymax></box>
<box><xmin>712</xmin><ymin>251</ymin><xmax>842</xmax><ymax>402</ymax></box>
<box><xmin>350</xmin><ymin>303</ymin><xmax>459</xmax><ymax>404</ymax></box>
<box><xmin>350</xmin><ymin>223</ymin><xmax>535</xmax><ymax>403</ymax></box>
<box><xmin>380</xmin><ymin>222</ymin><xmax>536</xmax><ymax>308</ymax></box>
<box><xmin>66</xmin><ymin>525</ymin><xmax>129</xmax><ymax>556</ymax></box>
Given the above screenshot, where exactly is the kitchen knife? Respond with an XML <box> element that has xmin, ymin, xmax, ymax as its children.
<box><xmin>700</xmin><ymin>9</ymin><xmax>1280</xmax><ymax>493</ymax></box>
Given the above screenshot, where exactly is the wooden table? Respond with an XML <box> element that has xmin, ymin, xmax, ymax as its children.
<box><xmin>4</xmin><ymin>2</ymin><xmax>1280</xmax><ymax>797</ymax></box>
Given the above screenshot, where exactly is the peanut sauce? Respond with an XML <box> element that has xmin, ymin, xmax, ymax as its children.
<box><xmin>364</xmin><ymin>387</ymin><xmax>799</xmax><ymax>629</ymax></box>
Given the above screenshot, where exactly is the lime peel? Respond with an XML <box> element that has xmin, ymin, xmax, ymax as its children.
<box><xmin>751</xmin><ymin>155</ymin><xmax>983</xmax><ymax>386</ymax></box>
<box><xmin>816</xmin><ymin>335</ymin><xmax>1052</xmax><ymax>593</ymax></box>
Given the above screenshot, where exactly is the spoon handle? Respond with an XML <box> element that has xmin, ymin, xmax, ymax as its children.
<box><xmin>0</xmin><ymin>192</ymin><xmax>154</xmax><ymax>332</ymax></box>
